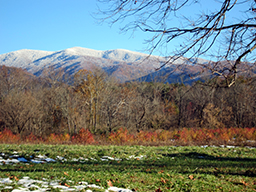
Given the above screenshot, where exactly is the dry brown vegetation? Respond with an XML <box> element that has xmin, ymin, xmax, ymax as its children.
<box><xmin>0</xmin><ymin>65</ymin><xmax>256</xmax><ymax>143</ymax></box>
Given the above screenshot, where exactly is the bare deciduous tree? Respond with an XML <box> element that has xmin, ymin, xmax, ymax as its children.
<box><xmin>0</xmin><ymin>92</ymin><xmax>39</xmax><ymax>136</ymax></box>
<box><xmin>97</xmin><ymin>0</ymin><xmax>256</xmax><ymax>87</ymax></box>
<box><xmin>74</xmin><ymin>68</ymin><xmax>107</xmax><ymax>133</ymax></box>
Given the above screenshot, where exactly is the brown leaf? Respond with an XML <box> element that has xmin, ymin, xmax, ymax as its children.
<box><xmin>96</xmin><ymin>179</ymin><xmax>100</xmax><ymax>182</ymax></box>
<box><xmin>64</xmin><ymin>172</ymin><xmax>69</xmax><ymax>176</ymax></box>
<box><xmin>161</xmin><ymin>178</ymin><xmax>166</xmax><ymax>183</ymax></box>
<box><xmin>188</xmin><ymin>175</ymin><xmax>194</xmax><ymax>180</ymax></box>
<box><xmin>107</xmin><ymin>180</ymin><xmax>113</xmax><ymax>187</ymax></box>
<box><xmin>64</xmin><ymin>183</ymin><xmax>70</xmax><ymax>187</ymax></box>
<box><xmin>241</xmin><ymin>180</ymin><xmax>248</xmax><ymax>186</ymax></box>
<box><xmin>14</xmin><ymin>176</ymin><xmax>19</xmax><ymax>181</ymax></box>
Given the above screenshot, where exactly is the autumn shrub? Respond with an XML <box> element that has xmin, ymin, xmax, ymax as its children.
<box><xmin>170</xmin><ymin>129</ymin><xmax>180</xmax><ymax>140</ymax></box>
<box><xmin>220</xmin><ymin>128</ymin><xmax>234</xmax><ymax>142</ymax></box>
<box><xmin>179</xmin><ymin>128</ymin><xmax>192</xmax><ymax>142</ymax></box>
<box><xmin>72</xmin><ymin>128</ymin><xmax>95</xmax><ymax>144</ymax></box>
<box><xmin>24</xmin><ymin>133</ymin><xmax>43</xmax><ymax>144</ymax></box>
<box><xmin>46</xmin><ymin>133</ymin><xmax>70</xmax><ymax>144</ymax></box>
<box><xmin>244</xmin><ymin>127</ymin><xmax>256</xmax><ymax>140</ymax></box>
<box><xmin>228</xmin><ymin>127</ymin><xmax>256</xmax><ymax>141</ymax></box>
<box><xmin>106</xmin><ymin>127</ymin><xmax>256</xmax><ymax>145</ymax></box>
<box><xmin>157</xmin><ymin>130</ymin><xmax>172</xmax><ymax>142</ymax></box>
<box><xmin>0</xmin><ymin>128</ymin><xmax>21</xmax><ymax>144</ymax></box>
<box><xmin>46</xmin><ymin>133</ymin><xmax>62</xmax><ymax>144</ymax></box>
<box><xmin>0</xmin><ymin>126</ymin><xmax>255</xmax><ymax>146</ymax></box>
<box><xmin>108</xmin><ymin>128</ymin><xmax>134</xmax><ymax>144</ymax></box>
<box><xmin>206</xmin><ymin>129</ymin><xmax>217</xmax><ymax>141</ymax></box>
<box><xmin>192</xmin><ymin>128</ymin><xmax>207</xmax><ymax>142</ymax></box>
<box><xmin>61</xmin><ymin>133</ymin><xmax>71</xmax><ymax>143</ymax></box>
<box><xmin>137</xmin><ymin>130</ymin><xmax>158</xmax><ymax>143</ymax></box>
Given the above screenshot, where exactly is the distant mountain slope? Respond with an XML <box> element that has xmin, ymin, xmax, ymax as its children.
<box><xmin>0</xmin><ymin>47</ymin><xmax>209</xmax><ymax>83</ymax></box>
<box><xmin>135</xmin><ymin>65</ymin><xmax>211</xmax><ymax>84</ymax></box>
<box><xmin>0</xmin><ymin>49</ymin><xmax>53</xmax><ymax>68</ymax></box>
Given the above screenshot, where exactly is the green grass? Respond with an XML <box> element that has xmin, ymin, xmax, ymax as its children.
<box><xmin>0</xmin><ymin>144</ymin><xmax>256</xmax><ymax>191</ymax></box>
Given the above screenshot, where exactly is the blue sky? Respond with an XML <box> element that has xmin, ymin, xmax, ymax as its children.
<box><xmin>0</xmin><ymin>0</ymin><xmax>152</xmax><ymax>55</ymax></box>
<box><xmin>0</xmin><ymin>0</ymin><xmax>252</xmax><ymax>57</ymax></box>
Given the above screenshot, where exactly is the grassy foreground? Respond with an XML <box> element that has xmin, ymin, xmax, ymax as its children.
<box><xmin>0</xmin><ymin>144</ymin><xmax>255</xmax><ymax>191</ymax></box>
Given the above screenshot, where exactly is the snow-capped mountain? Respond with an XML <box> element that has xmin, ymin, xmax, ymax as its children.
<box><xmin>0</xmin><ymin>47</ymin><xmax>167</xmax><ymax>81</ymax></box>
<box><xmin>0</xmin><ymin>47</ymin><xmax>162</xmax><ymax>67</ymax></box>
<box><xmin>0</xmin><ymin>47</ymin><xmax>208</xmax><ymax>83</ymax></box>
<box><xmin>0</xmin><ymin>49</ymin><xmax>54</xmax><ymax>68</ymax></box>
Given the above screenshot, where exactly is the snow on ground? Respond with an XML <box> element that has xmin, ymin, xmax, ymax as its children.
<box><xmin>0</xmin><ymin>144</ymin><xmax>254</xmax><ymax>166</ymax></box>
<box><xmin>0</xmin><ymin>152</ymin><xmax>135</xmax><ymax>191</ymax></box>
<box><xmin>0</xmin><ymin>152</ymin><xmax>149</xmax><ymax>165</ymax></box>
<box><xmin>1</xmin><ymin>145</ymin><xmax>255</xmax><ymax>191</ymax></box>
<box><xmin>0</xmin><ymin>176</ymin><xmax>132</xmax><ymax>192</ymax></box>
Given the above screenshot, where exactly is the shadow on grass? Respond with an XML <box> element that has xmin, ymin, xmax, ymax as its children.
<box><xmin>0</xmin><ymin>168</ymin><xmax>45</xmax><ymax>172</ymax></box>
<box><xmin>163</xmin><ymin>152</ymin><xmax>256</xmax><ymax>162</ymax></box>
<box><xmin>0</xmin><ymin>152</ymin><xmax>255</xmax><ymax>178</ymax></box>
<box><xmin>161</xmin><ymin>152</ymin><xmax>256</xmax><ymax>177</ymax></box>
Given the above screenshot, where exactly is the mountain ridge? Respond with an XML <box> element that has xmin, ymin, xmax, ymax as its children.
<box><xmin>0</xmin><ymin>47</ymin><xmax>208</xmax><ymax>83</ymax></box>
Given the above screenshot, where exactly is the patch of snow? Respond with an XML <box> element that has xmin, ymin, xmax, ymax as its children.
<box><xmin>108</xmin><ymin>186</ymin><xmax>133</xmax><ymax>192</ymax></box>
<box><xmin>0</xmin><ymin>158</ymin><xmax>20</xmax><ymax>164</ymax></box>
<box><xmin>90</xmin><ymin>157</ymin><xmax>98</xmax><ymax>161</ymax></box>
<box><xmin>245</xmin><ymin>146</ymin><xmax>256</xmax><ymax>149</ymax></box>
<box><xmin>3</xmin><ymin>186</ymin><xmax>13</xmax><ymax>189</ymax></box>
<box><xmin>44</xmin><ymin>158</ymin><xmax>55</xmax><ymax>162</ymax></box>
<box><xmin>56</xmin><ymin>156</ymin><xmax>65</xmax><ymax>160</ymax></box>
<box><xmin>0</xmin><ymin>176</ymin><xmax>133</xmax><ymax>192</ymax></box>
<box><xmin>101</xmin><ymin>156</ymin><xmax>122</xmax><ymax>161</ymax></box>
<box><xmin>71</xmin><ymin>158</ymin><xmax>80</xmax><ymax>162</ymax></box>
<box><xmin>31</xmin><ymin>159</ymin><xmax>45</xmax><ymax>164</ymax></box>
<box><xmin>37</xmin><ymin>154</ymin><xmax>47</xmax><ymax>159</ymax></box>
<box><xmin>0</xmin><ymin>178</ymin><xmax>12</xmax><ymax>184</ymax></box>
<box><xmin>17</xmin><ymin>157</ymin><xmax>29</xmax><ymax>163</ymax></box>
<box><xmin>78</xmin><ymin>181</ymin><xmax>89</xmax><ymax>185</ymax></box>
<box><xmin>10</xmin><ymin>154</ymin><xmax>19</xmax><ymax>158</ymax></box>
<box><xmin>87</xmin><ymin>184</ymin><xmax>104</xmax><ymax>189</ymax></box>
<box><xmin>127</xmin><ymin>155</ymin><xmax>146</xmax><ymax>160</ymax></box>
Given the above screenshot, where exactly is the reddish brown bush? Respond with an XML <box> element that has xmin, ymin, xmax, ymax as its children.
<box><xmin>0</xmin><ymin>127</ymin><xmax>255</xmax><ymax>146</ymax></box>
<box><xmin>72</xmin><ymin>128</ymin><xmax>95</xmax><ymax>144</ymax></box>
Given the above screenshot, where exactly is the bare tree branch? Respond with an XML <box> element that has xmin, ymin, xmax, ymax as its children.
<box><xmin>97</xmin><ymin>0</ymin><xmax>256</xmax><ymax>87</ymax></box>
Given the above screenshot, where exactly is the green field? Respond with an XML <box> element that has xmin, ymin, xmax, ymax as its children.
<box><xmin>0</xmin><ymin>144</ymin><xmax>255</xmax><ymax>191</ymax></box>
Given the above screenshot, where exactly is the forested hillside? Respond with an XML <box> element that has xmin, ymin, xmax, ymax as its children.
<box><xmin>0</xmin><ymin>65</ymin><xmax>256</xmax><ymax>140</ymax></box>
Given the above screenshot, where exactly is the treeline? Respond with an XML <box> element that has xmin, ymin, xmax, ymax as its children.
<box><xmin>0</xmin><ymin>65</ymin><xmax>256</xmax><ymax>138</ymax></box>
